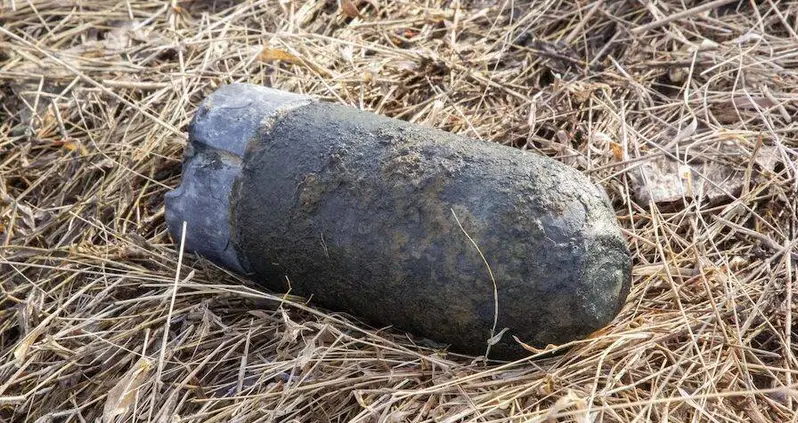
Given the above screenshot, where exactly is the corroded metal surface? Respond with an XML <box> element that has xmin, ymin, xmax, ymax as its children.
<box><xmin>166</xmin><ymin>83</ymin><xmax>632</xmax><ymax>359</ymax></box>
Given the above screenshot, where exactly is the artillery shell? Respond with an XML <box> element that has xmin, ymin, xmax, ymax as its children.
<box><xmin>165</xmin><ymin>83</ymin><xmax>631</xmax><ymax>359</ymax></box>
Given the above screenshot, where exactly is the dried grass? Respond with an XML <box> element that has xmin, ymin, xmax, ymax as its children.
<box><xmin>1</xmin><ymin>0</ymin><xmax>797</xmax><ymax>421</ymax></box>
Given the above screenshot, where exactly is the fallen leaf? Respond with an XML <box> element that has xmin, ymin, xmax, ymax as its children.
<box><xmin>361</xmin><ymin>70</ymin><xmax>376</xmax><ymax>83</ymax></box>
<box><xmin>258</xmin><ymin>47</ymin><xmax>331</xmax><ymax>77</ymax></box>
<box><xmin>542</xmin><ymin>390</ymin><xmax>588</xmax><ymax>423</ymax></box>
<box><xmin>61</xmin><ymin>139</ymin><xmax>89</xmax><ymax>156</ymax></box>
<box><xmin>259</xmin><ymin>48</ymin><xmax>303</xmax><ymax>65</ymax></box>
<box><xmin>103</xmin><ymin>357</ymin><xmax>153</xmax><ymax>422</ymax></box>
<box><xmin>14</xmin><ymin>325</ymin><xmax>44</xmax><ymax>367</ymax></box>
<box><xmin>340</xmin><ymin>0</ymin><xmax>362</xmax><ymax>18</ymax></box>
<box><xmin>632</xmin><ymin>145</ymin><xmax>781</xmax><ymax>206</ymax></box>
<box><xmin>609</xmin><ymin>141</ymin><xmax>623</xmax><ymax>161</ymax></box>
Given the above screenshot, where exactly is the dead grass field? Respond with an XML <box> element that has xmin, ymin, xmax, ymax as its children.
<box><xmin>1</xmin><ymin>0</ymin><xmax>798</xmax><ymax>421</ymax></box>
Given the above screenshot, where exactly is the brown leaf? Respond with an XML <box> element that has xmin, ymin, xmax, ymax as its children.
<box><xmin>340</xmin><ymin>0</ymin><xmax>362</xmax><ymax>18</ymax></box>
<box><xmin>258</xmin><ymin>47</ymin><xmax>331</xmax><ymax>77</ymax></box>
<box><xmin>609</xmin><ymin>141</ymin><xmax>623</xmax><ymax>161</ymax></box>
<box><xmin>61</xmin><ymin>139</ymin><xmax>89</xmax><ymax>156</ymax></box>
<box><xmin>258</xmin><ymin>48</ymin><xmax>303</xmax><ymax>65</ymax></box>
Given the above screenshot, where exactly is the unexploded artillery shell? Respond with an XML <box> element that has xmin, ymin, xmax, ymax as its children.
<box><xmin>166</xmin><ymin>83</ymin><xmax>631</xmax><ymax>359</ymax></box>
